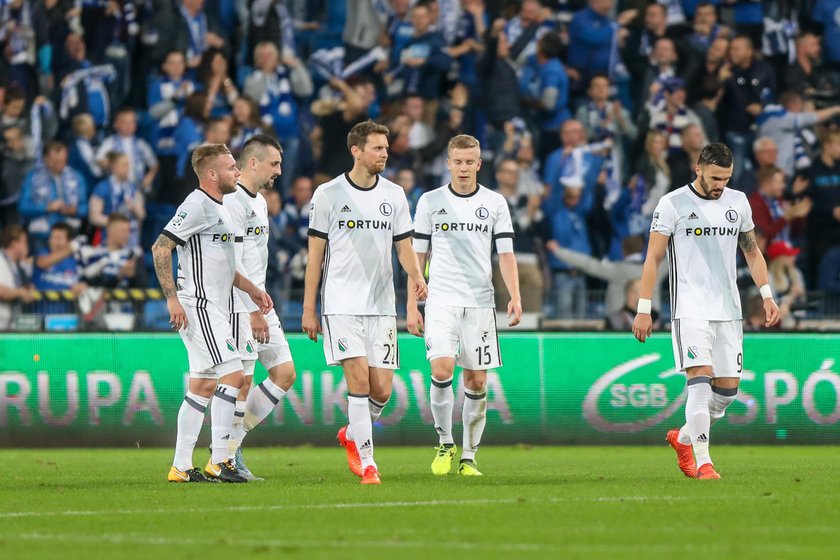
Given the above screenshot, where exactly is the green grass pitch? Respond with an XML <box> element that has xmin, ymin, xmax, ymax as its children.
<box><xmin>2</xmin><ymin>446</ymin><xmax>838</xmax><ymax>560</ymax></box>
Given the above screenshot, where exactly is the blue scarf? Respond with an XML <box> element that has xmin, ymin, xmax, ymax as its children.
<box><xmin>179</xmin><ymin>5</ymin><xmax>207</xmax><ymax>61</ymax></box>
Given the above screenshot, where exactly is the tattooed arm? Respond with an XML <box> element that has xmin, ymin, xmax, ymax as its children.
<box><xmin>739</xmin><ymin>229</ymin><xmax>780</xmax><ymax>327</ymax></box>
<box><xmin>152</xmin><ymin>233</ymin><xmax>188</xmax><ymax>329</ymax></box>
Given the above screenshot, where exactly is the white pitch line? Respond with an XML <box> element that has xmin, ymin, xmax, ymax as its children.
<box><xmin>0</xmin><ymin>496</ymin><xmax>688</xmax><ymax>520</ymax></box>
<box><xmin>3</xmin><ymin>532</ymin><xmax>560</xmax><ymax>553</ymax></box>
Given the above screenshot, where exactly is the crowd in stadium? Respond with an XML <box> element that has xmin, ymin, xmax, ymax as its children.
<box><xmin>0</xmin><ymin>0</ymin><xmax>838</xmax><ymax>332</ymax></box>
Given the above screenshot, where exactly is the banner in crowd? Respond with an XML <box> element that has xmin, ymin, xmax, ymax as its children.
<box><xmin>1</xmin><ymin>333</ymin><xmax>839</xmax><ymax>446</ymax></box>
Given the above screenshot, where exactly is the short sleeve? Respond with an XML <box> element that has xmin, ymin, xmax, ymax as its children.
<box><xmin>91</xmin><ymin>180</ymin><xmax>108</xmax><ymax>200</ymax></box>
<box><xmin>307</xmin><ymin>187</ymin><xmax>330</xmax><ymax>239</ymax></box>
<box><xmin>226</xmin><ymin>197</ymin><xmax>246</xmax><ymax>239</ymax></box>
<box><xmin>740</xmin><ymin>196</ymin><xmax>755</xmax><ymax>233</ymax></box>
<box><xmin>412</xmin><ymin>194</ymin><xmax>431</xmax><ymax>253</ymax></box>
<box><xmin>162</xmin><ymin>200</ymin><xmax>206</xmax><ymax>245</ymax></box>
<box><xmin>493</xmin><ymin>197</ymin><xmax>515</xmax><ymax>254</ymax></box>
<box><xmin>650</xmin><ymin>197</ymin><xmax>677</xmax><ymax>236</ymax></box>
<box><xmin>392</xmin><ymin>189</ymin><xmax>413</xmax><ymax>242</ymax></box>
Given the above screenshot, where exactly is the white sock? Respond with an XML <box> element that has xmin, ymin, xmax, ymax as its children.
<box><xmin>461</xmin><ymin>387</ymin><xmax>487</xmax><ymax>462</ymax></box>
<box><xmin>228</xmin><ymin>400</ymin><xmax>247</xmax><ymax>459</ymax></box>
<box><xmin>173</xmin><ymin>392</ymin><xmax>209</xmax><ymax>471</ymax></box>
<box><xmin>678</xmin><ymin>386</ymin><xmax>737</xmax><ymax>444</ymax></box>
<box><xmin>430</xmin><ymin>376</ymin><xmax>455</xmax><ymax>445</ymax></box>
<box><xmin>348</xmin><ymin>394</ymin><xmax>375</xmax><ymax>469</ymax></box>
<box><xmin>211</xmin><ymin>384</ymin><xmax>240</xmax><ymax>464</ymax></box>
<box><xmin>346</xmin><ymin>397</ymin><xmax>389</xmax><ymax>441</ymax></box>
<box><xmin>685</xmin><ymin>377</ymin><xmax>713</xmax><ymax>467</ymax></box>
<box><xmin>243</xmin><ymin>379</ymin><xmax>287</xmax><ymax>432</ymax></box>
<box><xmin>709</xmin><ymin>386</ymin><xmax>738</xmax><ymax>423</ymax></box>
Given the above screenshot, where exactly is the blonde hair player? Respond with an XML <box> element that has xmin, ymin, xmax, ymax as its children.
<box><xmin>408</xmin><ymin>134</ymin><xmax>522</xmax><ymax>476</ymax></box>
<box><xmin>152</xmin><ymin>143</ymin><xmax>272</xmax><ymax>483</ymax></box>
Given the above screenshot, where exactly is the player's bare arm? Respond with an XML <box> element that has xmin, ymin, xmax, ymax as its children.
<box><xmin>233</xmin><ymin>272</ymin><xmax>273</xmax><ymax>314</ymax></box>
<box><xmin>738</xmin><ymin>229</ymin><xmax>781</xmax><ymax>327</ymax></box>
<box><xmin>301</xmin><ymin>235</ymin><xmax>326</xmax><ymax>342</ymax></box>
<box><xmin>151</xmin><ymin>233</ymin><xmax>187</xmax><ymax>330</ymax></box>
<box><xmin>497</xmin><ymin>252</ymin><xmax>522</xmax><ymax>326</ymax></box>
<box><xmin>406</xmin><ymin>251</ymin><xmax>427</xmax><ymax>337</ymax></box>
<box><xmin>395</xmin><ymin>237</ymin><xmax>428</xmax><ymax>301</ymax></box>
<box><xmin>632</xmin><ymin>232</ymin><xmax>669</xmax><ymax>343</ymax></box>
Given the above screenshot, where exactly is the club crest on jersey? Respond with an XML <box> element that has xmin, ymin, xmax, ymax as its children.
<box><xmin>226</xmin><ymin>339</ymin><xmax>236</xmax><ymax>352</ymax></box>
<box><xmin>687</xmin><ymin>346</ymin><xmax>699</xmax><ymax>360</ymax></box>
<box><xmin>338</xmin><ymin>338</ymin><xmax>349</xmax><ymax>352</ymax></box>
<box><xmin>475</xmin><ymin>207</ymin><xmax>489</xmax><ymax>220</ymax></box>
<box><xmin>379</xmin><ymin>202</ymin><xmax>392</xmax><ymax>216</ymax></box>
<box><xmin>725</xmin><ymin>209</ymin><xmax>738</xmax><ymax>223</ymax></box>
<box><xmin>170</xmin><ymin>210</ymin><xmax>188</xmax><ymax>230</ymax></box>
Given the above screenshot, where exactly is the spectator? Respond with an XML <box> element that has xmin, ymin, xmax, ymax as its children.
<box><xmin>783</xmin><ymin>32</ymin><xmax>837</xmax><ymax>98</ymax></box>
<box><xmin>343</xmin><ymin>0</ymin><xmax>388</xmax><ymax>66</ymax></box>
<box><xmin>807</xmin><ymin>129</ymin><xmax>840</xmax><ymax>285</ymax></box>
<box><xmin>147</xmin><ymin>50</ymin><xmax>196</xmax><ymax>157</ymax></box>
<box><xmin>282</xmin><ymin>176</ymin><xmax>313</xmax><ymax>249</ymax></box>
<box><xmin>605</xmin><ymin>278</ymin><xmax>661</xmax><ymax>331</ymax></box>
<box><xmin>818</xmin><ymin>247</ymin><xmax>840</xmax><ymax>295</ymax></box>
<box><xmin>204</xmin><ymin>117</ymin><xmax>231</xmax><ymax>145</ymax></box>
<box><xmin>542</xmin><ymin>119</ymin><xmax>604</xmax><ymax>218</ymax></box>
<box><xmin>95</xmin><ymin>107</ymin><xmax>159</xmax><ymax>194</ymax></box>
<box><xmin>504</xmin><ymin>0</ymin><xmax>553</xmax><ymax>69</ymax></box>
<box><xmin>0</xmin><ymin>224</ymin><xmax>35</xmax><ymax>330</ymax></box>
<box><xmin>475</xmin><ymin>18</ymin><xmax>523</xmax><ymax>132</ymax></box>
<box><xmin>519</xmin><ymin>32</ymin><xmax>569</xmax><ymax>161</ymax></box>
<box><xmin>667</xmin><ymin>123</ymin><xmax>705</xmax><ymax>190</ymax></box>
<box><xmin>89</xmin><ymin>152</ymin><xmax>146</xmax><ymax>249</ymax></box>
<box><xmin>0</xmin><ymin>125</ymin><xmax>34</xmax><ymax>228</ymax></box>
<box><xmin>686</xmin><ymin>35</ymin><xmax>730</xmax><ymax>106</ymax></box>
<box><xmin>395</xmin><ymin>167</ymin><xmax>422</xmax><ymax>214</ymax></box>
<box><xmin>196</xmin><ymin>48</ymin><xmax>239</xmax><ymax>119</ymax></box>
<box><xmin>639</xmin><ymin>77</ymin><xmax>703</xmax><ymax>155</ymax></box>
<box><xmin>767</xmin><ymin>240</ymin><xmax>807</xmax><ymax>328</ymax></box>
<box><xmin>447</xmin><ymin>0</ymin><xmax>487</xmax><ymax>89</ymax></box>
<box><xmin>229</xmin><ymin>97</ymin><xmax>267</xmax><ymax>156</ymax></box>
<box><xmin>171</xmin><ymin>92</ymin><xmax>207</xmax><ymax>182</ymax></box>
<box><xmin>67</xmin><ymin>114</ymin><xmax>103</xmax><ymax>191</ymax></box>
<box><xmin>151</xmin><ymin>0</ymin><xmax>228</xmax><ymax>68</ymax></box>
<box><xmin>757</xmin><ymin>91</ymin><xmax>840</xmax><ymax>179</ymax></box>
<box><xmin>575</xmin><ymin>73</ymin><xmax>637</xmax><ymax>160</ymax></box>
<box><xmin>311</xmin><ymin>76</ymin><xmax>376</xmax><ymax>185</ymax></box>
<box><xmin>0</xmin><ymin>0</ymin><xmax>50</xmax><ymax>98</ymax></box>
<box><xmin>244</xmin><ymin>41</ymin><xmax>313</xmax><ymax>192</ymax></box>
<box><xmin>546</xmin><ymin>184</ymin><xmax>591</xmax><ymax>318</ymax></box>
<box><xmin>568</xmin><ymin>0</ymin><xmax>626</xmax><ymax>92</ymax></box>
<box><xmin>248</xmin><ymin>0</ymin><xmax>298</xmax><ymax>62</ymax></box>
<box><xmin>737</xmin><ymin>136</ymin><xmax>778</xmax><ymax>197</ymax></box>
<box><xmin>686</xmin><ymin>2</ymin><xmax>730</xmax><ymax>58</ymax></box>
<box><xmin>748</xmin><ymin>166</ymin><xmax>811</xmax><ymax>249</ymax></box>
<box><xmin>57</xmin><ymin>33</ymin><xmax>115</xmax><ymax>129</ymax></box>
<box><xmin>19</xmin><ymin>141</ymin><xmax>88</xmax><ymax>247</ymax></box>
<box><xmin>33</xmin><ymin>223</ymin><xmax>86</xmax><ymax>313</ymax></box>
<box><xmin>743</xmin><ymin>293</ymin><xmax>772</xmax><ymax>331</ymax></box>
<box><xmin>812</xmin><ymin>0</ymin><xmax>840</xmax><ymax>67</ymax></box>
<box><xmin>0</xmin><ymin>88</ymin><xmax>57</xmax><ymax>141</ymax></box>
<box><xmin>720</xmin><ymin>35</ymin><xmax>777</xmax><ymax>184</ymax></box>
<box><xmin>391</xmin><ymin>0</ymin><xmax>452</xmax><ymax>100</ymax></box>
<box><xmin>493</xmin><ymin>158</ymin><xmax>545</xmax><ymax>313</ymax></box>
<box><xmin>78</xmin><ymin>213</ymin><xmax>143</xmax><ymax>289</ymax></box>
<box><xmin>399</xmin><ymin>95</ymin><xmax>434</xmax><ymax>150</ymax></box>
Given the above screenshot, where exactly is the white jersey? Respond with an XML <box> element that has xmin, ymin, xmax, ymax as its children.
<box><xmin>650</xmin><ymin>183</ymin><xmax>755</xmax><ymax>321</ymax></box>
<box><xmin>413</xmin><ymin>184</ymin><xmax>514</xmax><ymax>308</ymax></box>
<box><xmin>163</xmin><ymin>189</ymin><xmax>237</xmax><ymax>311</ymax></box>
<box><xmin>224</xmin><ymin>183</ymin><xmax>270</xmax><ymax>313</ymax></box>
<box><xmin>308</xmin><ymin>173</ymin><xmax>413</xmax><ymax>316</ymax></box>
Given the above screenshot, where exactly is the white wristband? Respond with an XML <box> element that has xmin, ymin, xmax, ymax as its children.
<box><xmin>759</xmin><ymin>284</ymin><xmax>773</xmax><ymax>300</ymax></box>
<box><xmin>636</xmin><ymin>298</ymin><xmax>652</xmax><ymax>315</ymax></box>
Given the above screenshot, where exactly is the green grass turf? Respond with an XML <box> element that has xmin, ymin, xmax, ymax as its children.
<box><xmin>1</xmin><ymin>446</ymin><xmax>838</xmax><ymax>560</ymax></box>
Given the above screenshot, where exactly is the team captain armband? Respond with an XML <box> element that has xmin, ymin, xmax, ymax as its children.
<box><xmin>493</xmin><ymin>232</ymin><xmax>514</xmax><ymax>253</ymax></box>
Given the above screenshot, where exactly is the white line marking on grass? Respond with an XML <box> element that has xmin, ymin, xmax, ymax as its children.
<box><xmin>0</xmin><ymin>496</ymin><xmax>688</xmax><ymax>519</ymax></box>
<box><xmin>3</xmin><ymin>532</ymin><xmax>560</xmax><ymax>553</ymax></box>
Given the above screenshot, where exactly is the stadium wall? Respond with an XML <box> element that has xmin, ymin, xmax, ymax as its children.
<box><xmin>1</xmin><ymin>333</ymin><xmax>839</xmax><ymax>446</ymax></box>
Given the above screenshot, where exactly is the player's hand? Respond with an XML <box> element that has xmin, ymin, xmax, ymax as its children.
<box><xmin>301</xmin><ymin>308</ymin><xmax>321</xmax><ymax>342</ymax></box>
<box><xmin>632</xmin><ymin>313</ymin><xmax>652</xmax><ymax>343</ymax></box>
<box><xmin>250</xmin><ymin>311</ymin><xmax>270</xmax><ymax>344</ymax></box>
<box><xmin>413</xmin><ymin>277</ymin><xmax>428</xmax><ymax>301</ymax></box>
<box><xmin>249</xmin><ymin>289</ymin><xmax>273</xmax><ymax>314</ymax></box>
<box><xmin>507</xmin><ymin>298</ymin><xmax>522</xmax><ymax>327</ymax></box>
<box><xmin>167</xmin><ymin>296</ymin><xmax>187</xmax><ymax>330</ymax></box>
<box><xmin>407</xmin><ymin>306</ymin><xmax>424</xmax><ymax>337</ymax></box>
<box><xmin>764</xmin><ymin>298</ymin><xmax>781</xmax><ymax>327</ymax></box>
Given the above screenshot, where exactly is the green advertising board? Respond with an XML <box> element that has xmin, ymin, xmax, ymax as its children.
<box><xmin>0</xmin><ymin>333</ymin><xmax>838</xmax><ymax>446</ymax></box>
